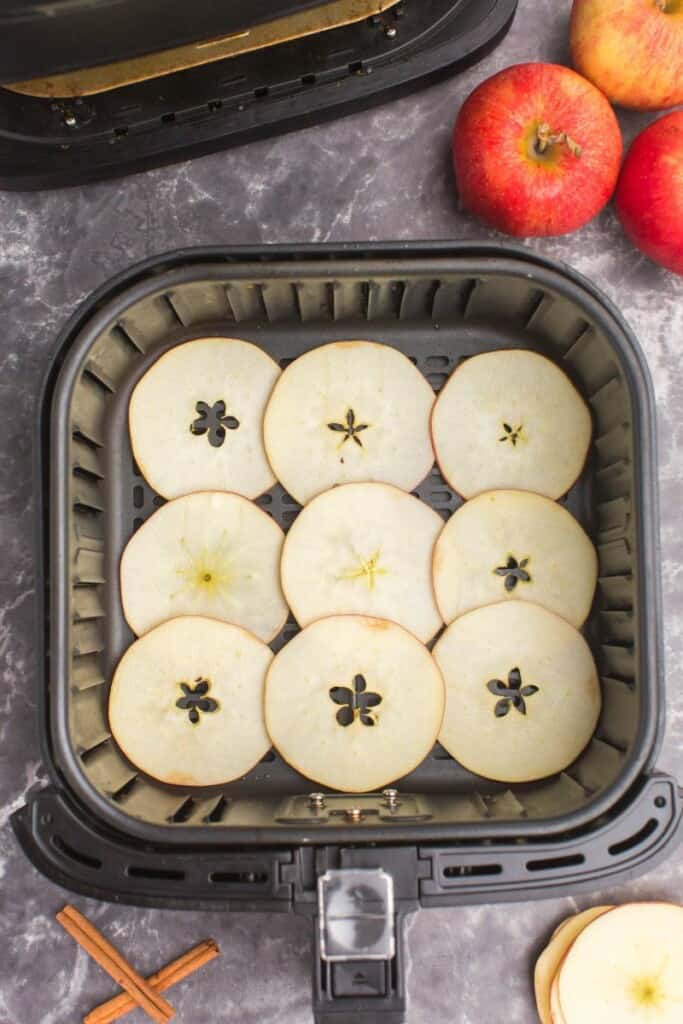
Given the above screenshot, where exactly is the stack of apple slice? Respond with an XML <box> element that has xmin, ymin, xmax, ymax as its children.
<box><xmin>534</xmin><ymin>903</ymin><xmax>683</xmax><ymax>1023</ymax></box>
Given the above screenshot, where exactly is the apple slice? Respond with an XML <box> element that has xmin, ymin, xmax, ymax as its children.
<box><xmin>534</xmin><ymin>907</ymin><xmax>614</xmax><ymax>1024</ymax></box>
<box><xmin>264</xmin><ymin>615</ymin><xmax>445</xmax><ymax>792</ymax></box>
<box><xmin>263</xmin><ymin>340</ymin><xmax>435</xmax><ymax>505</ymax></box>
<box><xmin>129</xmin><ymin>337</ymin><xmax>280</xmax><ymax>500</ymax></box>
<box><xmin>433</xmin><ymin>602</ymin><xmax>601</xmax><ymax>783</ymax></box>
<box><xmin>551</xmin><ymin>973</ymin><xmax>566</xmax><ymax>1024</ymax></box>
<box><xmin>431</xmin><ymin>350</ymin><xmax>592</xmax><ymax>500</ymax></box>
<box><xmin>120</xmin><ymin>491</ymin><xmax>288</xmax><ymax>642</ymax></box>
<box><xmin>557</xmin><ymin>903</ymin><xmax>683</xmax><ymax>1023</ymax></box>
<box><xmin>281</xmin><ymin>482</ymin><xmax>444</xmax><ymax>643</ymax></box>
<box><xmin>433</xmin><ymin>490</ymin><xmax>598</xmax><ymax>628</ymax></box>
<box><xmin>108</xmin><ymin>616</ymin><xmax>272</xmax><ymax>787</ymax></box>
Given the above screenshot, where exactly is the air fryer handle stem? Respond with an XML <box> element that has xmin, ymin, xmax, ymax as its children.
<box><xmin>312</xmin><ymin>908</ymin><xmax>412</xmax><ymax>1024</ymax></box>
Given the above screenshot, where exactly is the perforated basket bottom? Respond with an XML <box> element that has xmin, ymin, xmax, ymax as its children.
<box><xmin>57</xmin><ymin>252</ymin><xmax>648</xmax><ymax>836</ymax></box>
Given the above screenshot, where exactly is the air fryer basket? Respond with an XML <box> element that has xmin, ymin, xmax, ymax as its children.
<box><xmin>13</xmin><ymin>242</ymin><xmax>681</xmax><ymax>1024</ymax></box>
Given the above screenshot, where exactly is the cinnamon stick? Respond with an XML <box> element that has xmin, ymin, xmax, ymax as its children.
<box><xmin>56</xmin><ymin>906</ymin><xmax>175</xmax><ymax>1023</ymax></box>
<box><xmin>84</xmin><ymin>940</ymin><xmax>220</xmax><ymax>1024</ymax></box>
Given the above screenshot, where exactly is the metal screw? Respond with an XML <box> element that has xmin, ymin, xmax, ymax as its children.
<box><xmin>63</xmin><ymin>111</ymin><xmax>78</xmax><ymax>128</ymax></box>
<box><xmin>309</xmin><ymin>792</ymin><xmax>326</xmax><ymax>812</ymax></box>
<box><xmin>382</xmin><ymin>788</ymin><xmax>400</xmax><ymax>810</ymax></box>
<box><xmin>385</xmin><ymin>24</ymin><xmax>398</xmax><ymax>38</ymax></box>
<box><xmin>345</xmin><ymin>808</ymin><xmax>364</xmax><ymax>823</ymax></box>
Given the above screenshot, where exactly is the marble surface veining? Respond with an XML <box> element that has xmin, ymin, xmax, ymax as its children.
<box><xmin>1</xmin><ymin>1</ymin><xmax>682</xmax><ymax>1021</ymax></box>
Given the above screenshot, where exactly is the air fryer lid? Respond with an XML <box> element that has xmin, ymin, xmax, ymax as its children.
<box><xmin>0</xmin><ymin>0</ymin><xmax>330</xmax><ymax>81</ymax></box>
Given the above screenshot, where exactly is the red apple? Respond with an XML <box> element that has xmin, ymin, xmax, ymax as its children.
<box><xmin>571</xmin><ymin>0</ymin><xmax>683</xmax><ymax>111</ymax></box>
<box><xmin>615</xmin><ymin>111</ymin><xmax>683</xmax><ymax>275</ymax></box>
<box><xmin>452</xmin><ymin>63</ymin><xmax>623</xmax><ymax>238</ymax></box>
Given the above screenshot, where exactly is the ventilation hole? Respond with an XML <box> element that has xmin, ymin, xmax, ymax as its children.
<box><xmin>260</xmin><ymin>749</ymin><xmax>276</xmax><ymax>763</ymax></box>
<box><xmin>111</xmin><ymin>776</ymin><xmax>138</xmax><ymax>802</ymax></box>
<box><xmin>52</xmin><ymin>835</ymin><xmax>102</xmax><ymax>870</ymax></box>
<box><xmin>169</xmin><ymin>798</ymin><xmax>195</xmax><ymax>823</ymax></box>
<box><xmin>427</xmin><ymin>373</ymin><xmax>449</xmax><ymax>390</ymax></box>
<box><xmin>207</xmin><ymin>99</ymin><xmax>223</xmax><ymax>112</ymax></box>
<box><xmin>133</xmin><ymin>484</ymin><xmax>144</xmax><ymax>509</ymax></box>
<box><xmin>204</xmin><ymin>796</ymin><xmax>228</xmax><ymax>823</ymax></box>
<box><xmin>254</xmin><ymin>86</ymin><xmax>269</xmax><ymax>99</ymax></box>
<box><xmin>73</xmin><ymin>465</ymin><xmax>102</xmax><ymax>483</ymax></box>
<box><xmin>79</xmin><ymin>737</ymin><xmax>110</xmax><ymax>762</ymax></box>
<box><xmin>282</xmin><ymin>510</ymin><xmax>298</xmax><ymax>524</ymax></box>
<box><xmin>655</xmin><ymin>796</ymin><xmax>667</xmax><ymax>809</ymax></box>
<box><xmin>83</xmin><ymin>367</ymin><xmax>113</xmax><ymax>393</ymax></box>
<box><xmin>152</xmin><ymin>495</ymin><xmax>165</xmax><ymax>507</ymax></box>
<box><xmin>431</xmin><ymin>490</ymin><xmax>453</xmax><ymax>503</ymax></box>
<box><xmin>301</xmin><ymin>74</ymin><xmax>316</xmax><ymax>86</ymax></box>
<box><xmin>256</xmin><ymin>493</ymin><xmax>273</xmax><ymax>506</ymax></box>
<box><xmin>608</xmin><ymin>818</ymin><xmax>659</xmax><ymax>857</ymax></box>
<box><xmin>526</xmin><ymin>853</ymin><xmax>585</xmax><ymax>873</ymax></box>
<box><xmin>161</xmin><ymin>111</ymin><xmax>176</xmax><ymax>124</ymax></box>
<box><xmin>443</xmin><ymin>863</ymin><xmax>502</xmax><ymax>878</ymax></box>
<box><xmin>127</xmin><ymin>865</ymin><xmax>185</xmax><ymax>880</ymax></box>
<box><xmin>210</xmin><ymin>870</ymin><xmax>268</xmax><ymax>885</ymax></box>
<box><xmin>426</xmin><ymin>355</ymin><xmax>449</xmax><ymax>368</ymax></box>
<box><xmin>133</xmin><ymin>517</ymin><xmax>144</xmax><ymax>531</ymax></box>
<box><xmin>348</xmin><ymin>60</ymin><xmax>363</xmax><ymax>74</ymax></box>
<box><xmin>72</xmin><ymin>429</ymin><xmax>101</xmax><ymax>450</ymax></box>
<box><xmin>73</xmin><ymin>501</ymin><xmax>102</xmax><ymax>517</ymax></box>
<box><xmin>113</xmin><ymin>125</ymin><xmax>128</xmax><ymax>137</ymax></box>
<box><xmin>281</xmin><ymin>492</ymin><xmax>298</xmax><ymax>506</ymax></box>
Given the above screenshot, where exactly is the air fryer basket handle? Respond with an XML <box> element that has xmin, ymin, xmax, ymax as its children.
<box><xmin>312</xmin><ymin>908</ymin><xmax>411</xmax><ymax>1024</ymax></box>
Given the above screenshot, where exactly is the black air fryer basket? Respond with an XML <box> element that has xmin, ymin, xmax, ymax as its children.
<box><xmin>14</xmin><ymin>241</ymin><xmax>681</xmax><ymax>1024</ymax></box>
<box><xmin>0</xmin><ymin>0</ymin><xmax>518</xmax><ymax>190</ymax></box>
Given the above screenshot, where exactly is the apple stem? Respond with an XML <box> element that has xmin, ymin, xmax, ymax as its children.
<box><xmin>535</xmin><ymin>123</ymin><xmax>583</xmax><ymax>158</ymax></box>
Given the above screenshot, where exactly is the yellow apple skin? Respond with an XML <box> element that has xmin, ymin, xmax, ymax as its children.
<box><xmin>570</xmin><ymin>0</ymin><xmax>683</xmax><ymax>110</ymax></box>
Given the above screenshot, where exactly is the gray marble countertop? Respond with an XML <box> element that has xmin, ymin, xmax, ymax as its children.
<box><xmin>1</xmin><ymin>1</ymin><xmax>682</xmax><ymax>1022</ymax></box>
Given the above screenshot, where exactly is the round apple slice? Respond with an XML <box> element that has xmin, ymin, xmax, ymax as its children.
<box><xmin>264</xmin><ymin>615</ymin><xmax>445</xmax><ymax>792</ymax></box>
<box><xmin>120</xmin><ymin>491</ymin><xmax>288</xmax><ymax>642</ymax></box>
<box><xmin>433</xmin><ymin>602</ymin><xmax>601</xmax><ymax>783</ymax></box>
<box><xmin>129</xmin><ymin>337</ymin><xmax>280</xmax><ymax>500</ymax></box>
<box><xmin>534</xmin><ymin>907</ymin><xmax>614</xmax><ymax>1024</ymax></box>
<box><xmin>281</xmin><ymin>482</ymin><xmax>444</xmax><ymax>643</ymax></box>
<box><xmin>108</xmin><ymin>616</ymin><xmax>272</xmax><ymax>787</ymax></box>
<box><xmin>263</xmin><ymin>341</ymin><xmax>435</xmax><ymax>505</ymax></box>
<box><xmin>433</xmin><ymin>490</ymin><xmax>598</xmax><ymax>628</ymax></box>
<box><xmin>431</xmin><ymin>350</ymin><xmax>592</xmax><ymax>500</ymax></box>
<box><xmin>557</xmin><ymin>903</ymin><xmax>683</xmax><ymax>1024</ymax></box>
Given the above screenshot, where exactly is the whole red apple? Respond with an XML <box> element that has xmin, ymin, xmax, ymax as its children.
<box><xmin>571</xmin><ymin>0</ymin><xmax>683</xmax><ymax>111</ymax></box>
<box><xmin>452</xmin><ymin>63</ymin><xmax>623</xmax><ymax>238</ymax></box>
<box><xmin>615</xmin><ymin>111</ymin><xmax>683</xmax><ymax>275</ymax></box>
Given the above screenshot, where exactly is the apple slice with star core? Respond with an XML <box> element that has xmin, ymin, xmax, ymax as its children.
<box><xmin>120</xmin><ymin>491</ymin><xmax>289</xmax><ymax>642</ymax></box>
<box><xmin>280</xmin><ymin>482</ymin><xmax>444</xmax><ymax>643</ymax></box>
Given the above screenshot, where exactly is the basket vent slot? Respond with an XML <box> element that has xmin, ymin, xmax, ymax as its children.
<box><xmin>168</xmin><ymin>798</ymin><xmax>196</xmax><ymax>823</ymax></box>
<box><xmin>52</xmin><ymin>835</ymin><xmax>102</xmax><ymax>870</ymax></box>
<box><xmin>127</xmin><ymin>865</ymin><xmax>186</xmax><ymax>881</ymax></box>
<box><xmin>525</xmin><ymin>853</ymin><xmax>585</xmax><ymax>873</ymax></box>
<box><xmin>209</xmin><ymin>870</ymin><xmax>268</xmax><ymax>885</ymax></box>
<box><xmin>443</xmin><ymin>863</ymin><xmax>502</xmax><ymax>878</ymax></box>
<box><xmin>608</xmin><ymin>818</ymin><xmax>659</xmax><ymax>857</ymax></box>
<box><xmin>204</xmin><ymin>796</ymin><xmax>229</xmax><ymax>823</ymax></box>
